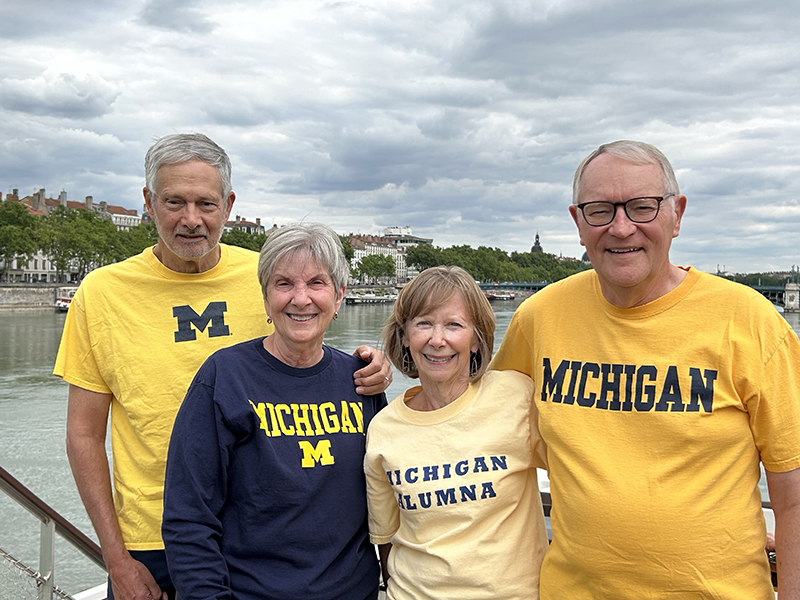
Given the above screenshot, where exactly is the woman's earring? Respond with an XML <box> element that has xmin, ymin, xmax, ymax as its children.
<box><xmin>333</xmin><ymin>311</ymin><xmax>338</xmax><ymax>320</ymax></box>
<box><xmin>402</xmin><ymin>346</ymin><xmax>415</xmax><ymax>373</ymax></box>
<box><xmin>266</xmin><ymin>316</ymin><xmax>272</xmax><ymax>324</ymax></box>
<box><xmin>470</xmin><ymin>351</ymin><xmax>480</xmax><ymax>376</ymax></box>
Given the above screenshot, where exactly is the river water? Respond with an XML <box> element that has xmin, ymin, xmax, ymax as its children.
<box><xmin>1</xmin><ymin>300</ymin><xmax>798</xmax><ymax>595</ymax></box>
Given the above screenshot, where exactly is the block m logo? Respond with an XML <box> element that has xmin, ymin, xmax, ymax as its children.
<box><xmin>173</xmin><ymin>302</ymin><xmax>230</xmax><ymax>342</ymax></box>
<box><xmin>298</xmin><ymin>440</ymin><xmax>335</xmax><ymax>468</ymax></box>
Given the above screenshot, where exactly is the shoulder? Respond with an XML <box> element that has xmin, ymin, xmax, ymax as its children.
<box><xmin>518</xmin><ymin>271</ymin><xmax>594</xmax><ymax>313</ymax></box>
<box><xmin>690</xmin><ymin>269</ymin><xmax>784</xmax><ymax>317</ymax></box>
<box><xmin>479</xmin><ymin>369</ymin><xmax>534</xmax><ymax>394</ymax></box>
<box><xmin>80</xmin><ymin>249</ymin><xmax>151</xmax><ymax>284</ymax></box>
<box><xmin>192</xmin><ymin>338</ymin><xmax>263</xmax><ymax>383</ymax></box>
<box><xmin>221</xmin><ymin>244</ymin><xmax>259</xmax><ymax>265</ymax></box>
<box><xmin>326</xmin><ymin>345</ymin><xmax>368</xmax><ymax>371</ymax></box>
<box><xmin>75</xmin><ymin>250</ymin><xmax>153</xmax><ymax>303</ymax></box>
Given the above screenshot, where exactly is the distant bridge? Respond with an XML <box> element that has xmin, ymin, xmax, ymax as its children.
<box><xmin>479</xmin><ymin>281</ymin><xmax>549</xmax><ymax>294</ymax></box>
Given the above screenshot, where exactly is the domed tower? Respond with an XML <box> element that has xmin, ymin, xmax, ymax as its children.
<box><xmin>530</xmin><ymin>232</ymin><xmax>543</xmax><ymax>254</ymax></box>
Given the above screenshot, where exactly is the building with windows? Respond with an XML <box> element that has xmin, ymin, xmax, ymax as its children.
<box><xmin>1</xmin><ymin>188</ymin><xmax>141</xmax><ymax>283</ymax></box>
<box><xmin>347</xmin><ymin>226</ymin><xmax>433</xmax><ymax>283</ymax></box>
<box><xmin>224</xmin><ymin>215</ymin><xmax>267</xmax><ymax>235</ymax></box>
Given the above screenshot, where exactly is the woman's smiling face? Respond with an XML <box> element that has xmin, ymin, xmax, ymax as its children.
<box><xmin>403</xmin><ymin>293</ymin><xmax>478</xmax><ymax>390</ymax></box>
<box><xmin>264</xmin><ymin>251</ymin><xmax>344</xmax><ymax>354</ymax></box>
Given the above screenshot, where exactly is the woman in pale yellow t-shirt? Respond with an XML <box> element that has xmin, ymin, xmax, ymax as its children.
<box><xmin>364</xmin><ymin>266</ymin><xmax>548</xmax><ymax>600</ymax></box>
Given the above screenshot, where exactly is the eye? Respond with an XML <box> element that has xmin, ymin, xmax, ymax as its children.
<box><xmin>584</xmin><ymin>203</ymin><xmax>611</xmax><ymax>218</ymax></box>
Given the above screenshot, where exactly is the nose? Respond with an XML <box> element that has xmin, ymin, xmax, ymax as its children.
<box><xmin>291</xmin><ymin>284</ymin><xmax>312</xmax><ymax>307</ymax></box>
<box><xmin>607</xmin><ymin>204</ymin><xmax>636</xmax><ymax>237</ymax></box>
<box><xmin>429</xmin><ymin>324</ymin><xmax>446</xmax><ymax>347</ymax></box>
<box><xmin>181</xmin><ymin>203</ymin><xmax>203</xmax><ymax>229</ymax></box>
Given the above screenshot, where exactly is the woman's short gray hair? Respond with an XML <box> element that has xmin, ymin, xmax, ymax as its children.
<box><xmin>258</xmin><ymin>222</ymin><xmax>349</xmax><ymax>298</ymax></box>
<box><xmin>381</xmin><ymin>266</ymin><xmax>495</xmax><ymax>383</ymax></box>
<box><xmin>144</xmin><ymin>133</ymin><xmax>232</xmax><ymax>201</ymax></box>
<box><xmin>572</xmin><ymin>140</ymin><xmax>680</xmax><ymax>204</ymax></box>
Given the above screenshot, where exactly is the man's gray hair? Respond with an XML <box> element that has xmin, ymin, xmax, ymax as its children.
<box><xmin>258</xmin><ymin>222</ymin><xmax>349</xmax><ymax>298</ymax></box>
<box><xmin>572</xmin><ymin>140</ymin><xmax>680</xmax><ymax>204</ymax></box>
<box><xmin>145</xmin><ymin>133</ymin><xmax>232</xmax><ymax>200</ymax></box>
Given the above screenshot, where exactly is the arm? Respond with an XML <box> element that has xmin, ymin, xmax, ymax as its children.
<box><xmin>353</xmin><ymin>345</ymin><xmax>392</xmax><ymax>395</ymax></box>
<box><xmin>162</xmin><ymin>381</ymin><xmax>232</xmax><ymax>600</ymax></box>
<box><xmin>66</xmin><ymin>385</ymin><xmax>166</xmax><ymax>600</ymax></box>
<box><xmin>378</xmin><ymin>543</ymin><xmax>392</xmax><ymax>588</ymax></box>
<box><xmin>766</xmin><ymin>467</ymin><xmax>800</xmax><ymax>599</ymax></box>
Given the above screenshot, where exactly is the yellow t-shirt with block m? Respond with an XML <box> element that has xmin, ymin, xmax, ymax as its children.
<box><xmin>54</xmin><ymin>244</ymin><xmax>271</xmax><ymax>550</ymax></box>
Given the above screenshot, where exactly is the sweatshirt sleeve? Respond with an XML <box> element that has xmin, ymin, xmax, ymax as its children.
<box><xmin>364</xmin><ymin>421</ymin><xmax>400</xmax><ymax>545</ymax></box>
<box><xmin>162</xmin><ymin>367</ymin><xmax>233</xmax><ymax>600</ymax></box>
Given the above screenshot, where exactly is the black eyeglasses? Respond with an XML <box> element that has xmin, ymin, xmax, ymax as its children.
<box><xmin>576</xmin><ymin>194</ymin><xmax>675</xmax><ymax>227</ymax></box>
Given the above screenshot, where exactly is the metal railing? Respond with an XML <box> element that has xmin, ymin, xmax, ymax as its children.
<box><xmin>1</xmin><ymin>467</ymin><xmax>775</xmax><ymax>596</ymax></box>
<box><xmin>0</xmin><ymin>465</ymin><xmax>105</xmax><ymax>600</ymax></box>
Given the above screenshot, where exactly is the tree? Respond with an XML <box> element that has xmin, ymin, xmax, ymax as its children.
<box><xmin>0</xmin><ymin>201</ymin><xmax>39</xmax><ymax>281</ymax></box>
<box><xmin>339</xmin><ymin>235</ymin><xmax>354</xmax><ymax>262</ymax></box>
<box><xmin>221</xmin><ymin>228</ymin><xmax>268</xmax><ymax>252</ymax></box>
<box><xmin>117</xmin><ymin>222</ymin><xmax>159</xmax><ymax>258</ymax></box>
<box><xmin>406</xmin><ymin>244</ymin><xmax>439</xmax><ymax>271</ymax></box>
<box><xmin>358</xmin><ymin>254</ymin><xmax>385</xmax><ymax>283</ymax></box>
<box><xmin>40</xmin><ymin>205</ymin><xmax>120</xmax><ymax>281</ymax></box>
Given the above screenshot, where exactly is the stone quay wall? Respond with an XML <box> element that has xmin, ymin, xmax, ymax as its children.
<box><xmin>0</xmin><ymin>285</ymin><xmax>60</xmax><ymax>310</ymax></box>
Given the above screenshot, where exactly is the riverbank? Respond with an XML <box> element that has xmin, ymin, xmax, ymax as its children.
<box><xmin>0</xmin><ymin>284</ymin><xmax>61</xmax><ymax>311</ymax></box>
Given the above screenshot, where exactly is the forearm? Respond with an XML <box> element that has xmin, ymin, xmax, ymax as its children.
<box><xmin>66</xmin><ymin>432</ymin><xmax>127</xmax><ymax>563</ymax></box>
<box><xmin>775</xmin><ymin>505</ymin><xmax>800</xmax><ymax>599</ymax></box>
<box><xmin>378</xmin><ymin>543</ymin><xmax>392</xmax><ymax>587</ymax></box>
<box><xmin>766</xmin><ymin>468</ymin><xmax>800</xmax><ymax>599</ymax></box>
<box><xmin>67</xmin><ymin>386</ymin><xmax>166</xmax><ymax>600</ymax></box>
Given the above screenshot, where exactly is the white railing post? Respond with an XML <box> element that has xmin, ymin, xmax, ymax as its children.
<box><xmin>38</xmin><ymin>517</ymin><xmax>55</xmax><ymax>600</ymax></box>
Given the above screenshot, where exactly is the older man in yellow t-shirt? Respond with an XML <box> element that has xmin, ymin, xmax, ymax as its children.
<box><xmin>54</xmin><ymin>133</ymin><xmax>391</xmax><ymax>600</ymax></box>
<box><xmin>493</xmin><ymin>140</ymin><xmax>800</xmax><ymax>600</ymax></box>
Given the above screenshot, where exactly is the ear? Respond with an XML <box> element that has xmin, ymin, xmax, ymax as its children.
<box><xmin>143</xmin><ymin>187</ymin><xmax>154</xmax><ymax>219</ymax></box>
<box><xmin>224</xmin><ymin>192</ymin><xmax>236</xmax><ymax>221</ymax></box>
<box><xmin>568</xmin><ymin>204</ymin><xmax>586</xmax><ymax>247</ymax></box>
<box><xmin>671</xmin><ymin>195</ymin><xmax>687</xmax><ymax>238</ymax></box>
<box><xmin>334</xmin><ymin>286</ymin><xmax>345</xmax><ymax>312</ymax></box>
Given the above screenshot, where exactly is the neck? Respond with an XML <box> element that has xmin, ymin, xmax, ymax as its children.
<box><xmin>263</xmin><ymin>335</ymin><xmax>324</xmax><ymax>368</ymax></box>
<box><xmin>600</xmin><ymin>263</ymin><xmax>688</xmax><ymax>308</ymax></box>
<box><xmin>153</xmin><ymin>243</ymin><xmax>221</xmax><ymax>274</ymax></box>
<box><xmin>410</xmin><ymin>376</ymin><xmax>470</xmax><ymax>411</ymax></box>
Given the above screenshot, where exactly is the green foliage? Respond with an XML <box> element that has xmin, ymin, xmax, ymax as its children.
<box><xmin>405</xmin><ymin>244</ymin><xmax>439</xmax><ymax>271</ymax></box>
<box><xmin>222</xmin><ymin>227</ymin><xmax>266</xmax><ymax>252</ymax></box>
<box><xmin>40</xmin><ymin>205</ymin><xmax>121</xmax><ymax>280</ymax></box>
<box><xmin>339</xmin><ymin>235</ymin><xmax>354</xmax><ymax>262</ymax></box>
<box><xmin>0</xmin><ymin>201</ymin><xmax>39</xmax><ymax>279</ymax></box>
<box><xmin>117</xmin><ymin>222</ymin><xmax>159</xmax><ymax>258</ymax></box>
<box><xmin>355</xmin><ymin>253</ymin><xmax>395</xmax><ymax>283</ymax></box>
<box><xmin>405</xmin><ymin>241</ymin><xmax>589</xmax><ymax>283</ymax></box>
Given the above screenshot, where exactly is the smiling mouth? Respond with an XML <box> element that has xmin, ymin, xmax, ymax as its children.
<box><xmin>423</xmin><ymin>354</ymin><xmax>455</xmax><ymax>363</ymax></box>
<box><xmin>288</xmin><ymin>314</ymin><xmax>317</xmax><ymax>322</ymax></box>
<box><xmin>608</xmin><ymin>248</ymin><xmax>641</xmax><ymax>254</ymax></box>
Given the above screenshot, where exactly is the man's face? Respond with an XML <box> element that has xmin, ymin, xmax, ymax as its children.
<box><xmin>569</xmin><ymin>153</ymin><xmax>686</xmax><ymax>306</ymax></box>
<box><xmin>144</xmin><ymin>160</ymin><xmax>235</xmax><ymax>273</ymax></box>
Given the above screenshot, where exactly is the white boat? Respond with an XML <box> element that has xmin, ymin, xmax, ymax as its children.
<box><xmin>55</xmin><ymin>287</ymin><xmax>78</xmax><ymax>312</ymax></box>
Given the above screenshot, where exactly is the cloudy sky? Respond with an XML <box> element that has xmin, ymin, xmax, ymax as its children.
<box><xmin>2</xmin><ymin>0</ymin><xmax>799</xmax><ymax>274</ymax></box>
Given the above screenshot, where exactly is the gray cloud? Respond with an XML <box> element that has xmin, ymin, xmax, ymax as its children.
<box><xmin>1</xmin><ymin>0</ymin><xmax>799</xmax><ymax>273</ymax></box>
<box><xmin>0</xmin><ymin>73</ymin><xmax>119</xmax><ymax>119</ymax></box>
<box><xmin>139</xmin><ymin>0</ymin><xmax>217</xmax><ymax>33</ymax></box>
